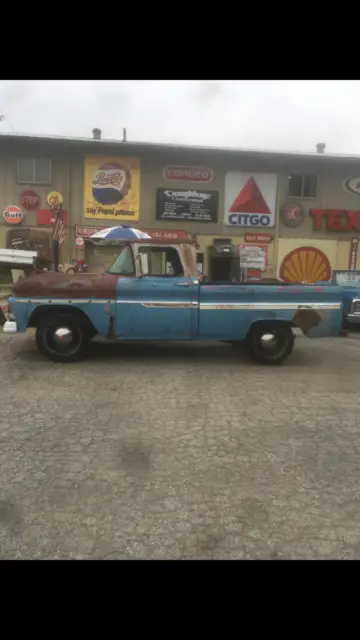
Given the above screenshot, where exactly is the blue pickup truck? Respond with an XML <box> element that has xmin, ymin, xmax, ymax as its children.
<box><xmin>321</xmin><ymin>270</ymin><xmax>360</xmax><ymax>327</ymax></box>
<box><xmin>3</xmin><ymin>240</ymin><xmax>346</xmax><ymax>365</ymax></box>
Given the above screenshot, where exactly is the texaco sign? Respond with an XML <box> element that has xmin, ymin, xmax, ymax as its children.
<box><xmin>344</xmin><ymin>176</ymin><xmax>360</xmax><ymax>196</ymax></box>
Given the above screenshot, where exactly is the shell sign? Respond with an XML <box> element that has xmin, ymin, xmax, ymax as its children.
<box><xmin>280</xmin><ymin>246</ymin><xmax>331</xmax><ymax>283</ymax></box>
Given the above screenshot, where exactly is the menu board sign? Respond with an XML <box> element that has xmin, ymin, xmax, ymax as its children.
<box><xmin>237</xmin><ymin>244</ymin><xmax>268</xmax><ymax>272</ymax></box>
<box><xmin>156</xmin><ymin>189</ymin><xmax>218</xmax><ymax>223</ymax></box>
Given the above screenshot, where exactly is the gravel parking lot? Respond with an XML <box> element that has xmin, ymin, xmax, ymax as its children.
<box><xmin>1</xmin><ymin>330</ymin><xmax>360</xmax><ymax>559</ymax></box>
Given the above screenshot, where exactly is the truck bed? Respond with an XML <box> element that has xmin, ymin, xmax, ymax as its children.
<box><xmin>198</xmin><ymin>282</ymin><xmax>343</xmax><ymax>340</ymax></box>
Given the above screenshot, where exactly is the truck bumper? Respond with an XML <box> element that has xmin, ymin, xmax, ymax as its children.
<box><xmin>347</xmin><ymin>314</ymin><xmax>360</xmax><ymax>324</ymax></box>
<box><xmin>3</xmin><ymin>320</ymin><xmax>18</xmax><ymax>334</ymax></box>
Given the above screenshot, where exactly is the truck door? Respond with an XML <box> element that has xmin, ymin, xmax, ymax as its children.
<box><xmin>115</xmin><ymin>245</ymin><xmax>199</xmax><ymax>340</ymax></box>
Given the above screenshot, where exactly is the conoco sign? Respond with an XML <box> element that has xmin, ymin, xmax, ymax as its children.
<box><xmin>310</xmin><ymin>209</ymin><xmax>360</xmax><ymax>231</ymax></box>
<box><xmin>163</xmin><ymin>165</ymin><xmax>213</xmax><ymax>183</ymax></box>
<box><xmin>19</xmin><ymin>190</ymin><xmax>40</xmax><ymax>211</ymax></box>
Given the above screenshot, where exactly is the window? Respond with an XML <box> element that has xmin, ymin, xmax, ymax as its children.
<box><xmin>335</xmin><ymin>271</ymin><xmax>360</xmax><ymax>287</ymax></box>
<box><xmin>288</xmin><ymin>174</ymin><xmax>317</xmax><ymax>198</ymax></box>
<box><xmin>108</xmin><ymin>246</ymin><xmax>135</xmax><ymax>275</ymax></box>
<box><xmin>17</xmin><ymin>158</ymin><xmax>52</xmax><ymax>184</ymax></box>
<box><xmin>139</xmin><ymin>247</ymin><xmax>184</xmax><ymax>277</ymax></box>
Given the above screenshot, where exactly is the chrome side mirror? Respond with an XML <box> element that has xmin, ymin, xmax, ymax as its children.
<box><xmin>136</xmin><ymin>253</ymin><xmax>149</xmax><ymax>277</ymax></box>
<box><xmin>136</xmin><ymin>253</ymin><xmax>143</xmax><ymax>277</ymax></box>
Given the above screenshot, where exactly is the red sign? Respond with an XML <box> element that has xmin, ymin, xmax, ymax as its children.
<box><xmin>3</xmin><ymin>205</ymin><xmax>24</xmax><ymax>225</ymax></box>
<box><xmin>75</xmin><ymin>226</ymin><xmax>187</xmax><ymax>242</ymax></box>
<box><xmin>310</xmin><ymin>209</ymin><xmax>360</xmax><ymax>232</ymax></box>
<box><xmin>163</xmin><ymin>165</ymin><xmax>213</xmax><ymax>183</ymax></box>
<box><xmin>76</xmin><ymin>225</ymin><xmax>106</xmax><ymax>237</ymax></box>
<box><xmin>349</xmin><ymin>237</ymin><xmax>359</xmax><ymax>270</ymax></box>
<box><xmin>142</xmin><ymin>229</ymin><xmax>187</xmax><ymax>241</ymax></box>
<box><xmin>244</xmin><ymin>233</ymin><xmax>272</xmax><ymax>243</ymax></box>
<box><xmin>20</xmin><ymin>190</ymin><xmax>40</xmax><ymax>211</ymax></box>
<box><xmin>37</xmin><ymin>209</ymin><xmax>68</xmax><ymax>226</ymax></box>
<box><xmin>247</xmin><ymin>269</ymin><xmax>262</xmax><ymax>279</ymax></box>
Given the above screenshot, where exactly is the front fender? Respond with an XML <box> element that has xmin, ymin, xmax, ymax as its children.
<box><xmin>10</xmin><ymin>297</ymin><xmax>116</xmax><ymax>338</ymax></box>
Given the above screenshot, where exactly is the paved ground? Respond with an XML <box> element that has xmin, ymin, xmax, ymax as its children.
<box><xmin>1</xmin><ymin>330</ymin><xmax>360</xmax><ymax>559</ymax></box>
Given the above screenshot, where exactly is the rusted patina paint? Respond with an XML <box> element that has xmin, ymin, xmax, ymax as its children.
<box><xmin>292</xmin><ymin>308</ymin><xmax>322</xmax><ymax>335</ymax></box>
<box><xmin>12</xmin><ymin>271</ymin><xmax>120</xmax><ymax>299</ymax></box>
<box><xmin>106</xmin><ymin>315</ymin><xmax>116</xmax><ymax>339</ymax></box>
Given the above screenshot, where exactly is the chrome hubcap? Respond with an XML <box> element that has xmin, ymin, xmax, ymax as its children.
<box><xmin>259</xmin><ymin>333</ymin><xmax>277</xmax><ymax>350</ymax></box>
<box><xmin>53</xmin><ymin>327</ymin><xmax>73</xmax><ymax>346</ymax></box>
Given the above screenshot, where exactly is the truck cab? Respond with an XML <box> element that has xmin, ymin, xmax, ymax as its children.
<box><xmin>4</xmin><ymin>240</ymin><xmax>346</xmax><ymax>365</ymax></box>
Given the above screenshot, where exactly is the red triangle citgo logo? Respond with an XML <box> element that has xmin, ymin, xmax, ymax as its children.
<box><xmin>229</xmin><ymin>177</ymin><xmax>271</xmax><ymax>214</ymax></box>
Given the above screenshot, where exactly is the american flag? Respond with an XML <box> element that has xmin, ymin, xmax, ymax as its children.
<box><xmin>52</xmin><ymin>211</ymin><xmax>66</xmax><ymax>246</ymax></box>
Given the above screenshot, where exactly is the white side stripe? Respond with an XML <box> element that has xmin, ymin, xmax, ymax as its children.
<box><xmin>11</xmin><ymin>299</ymin><xmax>341</xmax><ymax>311</ymax></box>
<box><xmin>199</xmin><ymin>302</ymin><xmax>341</xmax><ymax>310</ymax></box>
<box><xmin>14</xmin><ymin>298</ymin><xmax>115</xmax><ymax>304</ymax></box>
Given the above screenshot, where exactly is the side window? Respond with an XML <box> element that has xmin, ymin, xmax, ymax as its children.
<box><xmin>108</xmin><ymin>246</ymin><xmax>135</xmax><ymax>275</ymax></box>
<box><xmin>139</xmin><ymin>247</ymin><xmax>184</xmax><ymax>277</ymax></box>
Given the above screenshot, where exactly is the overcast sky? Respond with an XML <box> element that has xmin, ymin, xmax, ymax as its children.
<box><xmin>1</xmin><ymin>80</ymin><xmax>360</xmax><ymax>154</ymax></box>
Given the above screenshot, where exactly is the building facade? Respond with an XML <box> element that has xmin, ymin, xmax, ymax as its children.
<box><xmin>1</xmin><ymin>131</ymin><xmax>360</xmax><ymax>281</ymax></box>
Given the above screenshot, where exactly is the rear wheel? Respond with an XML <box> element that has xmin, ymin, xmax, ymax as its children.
<box><xmin>35</xmin><ymin>314</ymin><xmax>86</xmax><ymax>363</ymax></box>
<box><xmin>245</xmin><ymin>324</ymin><xmax>294</xmax><ymax>365</ymax></box>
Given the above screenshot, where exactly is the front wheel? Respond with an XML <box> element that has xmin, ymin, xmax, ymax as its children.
<box><xmin>245</xmin><ymin>324</ymin><xmax>294</xmax><ymax>365</ymax></box>
<box><xmin>35</xmin><ymin>314</ymin><xmax>86</xmax><ymax>363</ymax></box>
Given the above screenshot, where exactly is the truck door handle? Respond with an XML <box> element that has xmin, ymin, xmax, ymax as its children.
<box><xmin>175</xmin><ymin>282</ymin><xmax>190</xmax><ymax>287</ymax></box>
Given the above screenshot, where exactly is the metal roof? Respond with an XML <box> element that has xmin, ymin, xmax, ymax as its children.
<box><xmin>1</xmin><ymin>131</ymin><xmax>360</xmax><ymax>164</ymax></box>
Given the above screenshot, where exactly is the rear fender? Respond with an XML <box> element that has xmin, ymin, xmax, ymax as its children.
<box><xmin>292</xmin><ymin>306</ymin><xmax>343</xmax><ymax>338</ymax></box>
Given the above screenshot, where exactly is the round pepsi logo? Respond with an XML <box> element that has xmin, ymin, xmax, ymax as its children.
<box><xmin>92</xmin><ymin>163</ymin><xmax>131</xmax><ymax>205</ymax></box>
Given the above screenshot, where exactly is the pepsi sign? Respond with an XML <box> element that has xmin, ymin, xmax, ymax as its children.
<box><xmin>92</xmin><ymin>163</ymin><xmax>131</xmax><ymax>205</ymax></box>
<box><xmin>84</xmin><ymin>156</ymin><xmax>140</xmax><ymax>221</ymax></box>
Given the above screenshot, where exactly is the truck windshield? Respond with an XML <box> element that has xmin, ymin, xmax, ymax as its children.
<box><xmin>108</xmin><ymin>246</ymin><xmax>134</xmax><ymax>275</ymax></box>
<box><xmin>335</xmin><ymin>271</ymin><xmax>360</xmax><ymax>286</ymax></box>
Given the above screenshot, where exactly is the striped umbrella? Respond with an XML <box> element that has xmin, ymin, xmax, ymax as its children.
<box><xmin>90</xmin><ymin>226</ymin><xmax>151</xmax><ymax>241</ymax></box>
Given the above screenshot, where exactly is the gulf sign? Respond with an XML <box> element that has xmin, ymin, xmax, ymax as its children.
<box><xmin>3</xmin><ymin>205</ymin><xmax>24</xmax><ymax>225</ymax></box>
<box><xmin>163</xmin><ymin>165</ymin><xmax>213</xmax><ymax>183</ymax></box>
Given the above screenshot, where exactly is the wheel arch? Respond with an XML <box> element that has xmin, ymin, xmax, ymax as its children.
<box><xmin>28</xmin><ymin>304</ymin><xmax>96</xmax><ymax>335</ymax></box>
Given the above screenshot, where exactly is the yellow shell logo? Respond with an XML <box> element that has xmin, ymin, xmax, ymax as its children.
<box><xmin>280</xmin><ymin>246</ymin><xmax>331</xmax><ymax>283</ymax></box>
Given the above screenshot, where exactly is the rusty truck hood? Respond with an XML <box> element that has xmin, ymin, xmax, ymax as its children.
<box><xmin>12</xmin><ymin>270</ymin><xmax>119</xmax><ymax>299</ymax></box>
